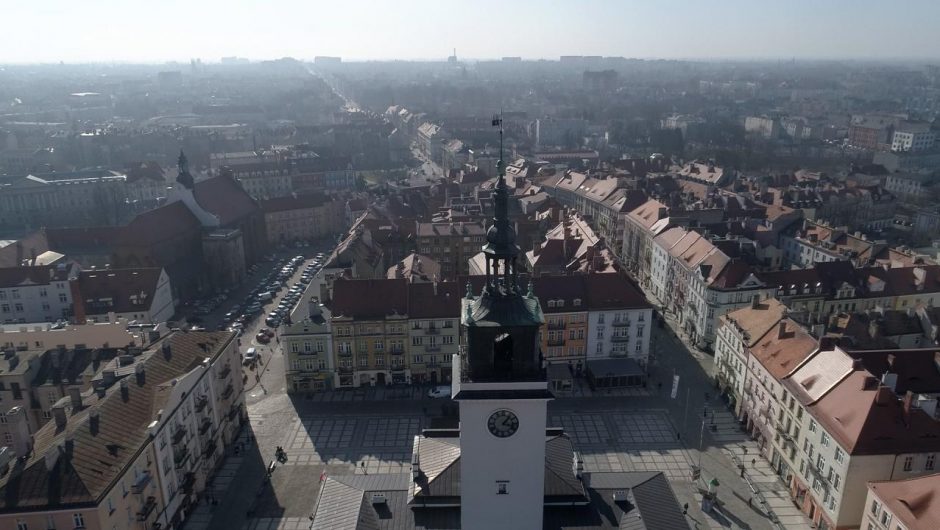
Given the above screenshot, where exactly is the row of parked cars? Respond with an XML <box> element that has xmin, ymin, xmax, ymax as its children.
<box><xmin>220</xmin><ymin>255</ymin><xmax>308</xmax><ymax>333</ymax></box>
<box><xmin>262</xmin><ymin>255</ymin><xmax>324</xmax><ymax>328</ymax></box>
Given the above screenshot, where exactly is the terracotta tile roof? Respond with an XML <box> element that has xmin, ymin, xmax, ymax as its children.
<box><xmin>723</xmin><ymin>298</ymin><xmax>788</xmax><ymax>348</ymax></box>
<box><xmin>330</xmin><ymin>278</ymin><xmax>409</xmax><ymax>319</ymax></box>
<box><xmin>869</xmin><ymin>473</ymin><xmax>940</xmax><ymax>530</ymax></box>
<box><xmin>407</xmin><ymin>282</ymin><xmax>461</xmax><ymax>319</ymax></box>
<box><xmin>192</xmin><ymin>175</ymin><xmax>259</xmax><ymax>225</ymax></box>
<box><xmin>627</xmin><ymin>199</ymin><xmax>667</xmax><ymax>230</ymax></box>
<box><xmin>750</xmin><ymin>319</ymin><xmax>818</xmax><ymax>379</ymax></box>
<box><xmin>809</xmin><ymin>369</ymin><xmax>940</xmax><ymax>455</ymax></box>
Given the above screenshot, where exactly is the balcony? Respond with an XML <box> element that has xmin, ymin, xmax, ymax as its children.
<box><xmin>136</xmin><ymin>496</ymin><xmax>157</xmax><ymax>521</ymax></box>
<box><xmin>199</xmin><ymin>417</ymin><xmax>212</xmax><ymax>435</ymax></box>
<box><xmin>131</xmin><ymin>471</ymin><xmax>152</xmax><ymax>494</ymax></box>
<box><xmin>389</xmin><ymin>348</ymin><xmax>404</xmax><ymax>355</ymax></box>
<box><xmin>547</xmin><ymin>338</ymin><xmax>565</xmax><ymax>347</ymax></box>
<box><xmin>218</xmin><ymin>365</ymin><xmax>231</xmax><ymax>380</ymax></box>
<box><xmin>338</xmin><ymin>366</ymin><xmax>354</xmax><ymax>374</ymax></box>
<box><xmin>221</xmin><ymin>383</ymin><xmax>234</xmax><ymax>401</ymax></box>
<box><xmin>337</xmin><ymin>349</ymin><xmax>352</xmax><ymax>357</ymax></box>
<box><xmin>425</xmin><ymin>345</ymin><xmax>441</xmax><ymax>353</ymax></box>
<box><xmin>611</xmin><ymin>335</ymin><xmax>631</xmax><ymax>343</ymax></box>
<box><xmin>547</xmin><ymin>321</ymin><xmax>566</xmax><ymax>330</ymax></box>
<box><xmin>171</xmin><ymin>426</ymin><xmax>187</xmax><ymax>445</ymax></box>
<box><xmin>174</xmin><ymin>447</ymin><xmax>190</xmax><ymax>469</ymax></box>
<box><xmin>611</xmin><ymin>319</ymin><xmax>631</xmax><ymax>328</ymax></box>
<box><xmin>424</xmin><ymin>326</ymin><xmax>440</xmax><ymax>335</ymax></box>
<box><xmin>194</xmin><ymin>395</ymin><xmax>208</xmax><ymax>413</ymax></box>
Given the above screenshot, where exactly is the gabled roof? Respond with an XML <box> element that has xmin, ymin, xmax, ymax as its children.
<box><xmin>192</xmin><ymin>175</ymin><xmax>259</xmax><ymax>225</ymax></box>
<box><xmin>116</xmin><ymin>201</ymin><xmax>202</xmax><ymax>247</ymax></box>
<box><xmin>331</xmin><ymin>278</ymin><xmax>409</xmax><ymax>319</ymax></box>
<box><xmin>869</xmin><ymin>473</ymin><xmax>940</xmax><ymax>530</ymax></box>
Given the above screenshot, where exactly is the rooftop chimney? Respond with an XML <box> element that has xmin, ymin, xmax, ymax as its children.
<box><xmin>102</xmin><ymin>370</ymin><xmax>116</xmax><ymax>386</ymax></box>
<box><xmin>874</xmin><ymin>385</ymin><xmax>894</xmax><ymax>406</ymax></box>
<box><xmin>135</xmin><ymin>363</ymin><xmax>146</xmax><ymax>386</ymax></box>
<box><xmin>751</xmin><ymin>294</ymin><xmax>760</xmax><ymax>310</ymax></box>
<box><xmin>89</xmin><ymin>409</ymin><xmax>100</xmax><ymax>435</ymax></box>
<box><xmin>777</xmin><ymin>321</ymin><xmax>787</xmax><ymax>340</ymax></box>
<box><xmin>52</xmin><ymin>403</ymin><xmax>67</xmax><ymax>429</ymax></box>
<box><xmin>902</xmin><ymin>391</ymin><xmax>914</xmax><ymax>425</ymax></box>
<box><xmin>120</xmin><ymin>379</ymin><xmax>129</xmax><ymax>402</ymax></box>
<box><xmin>68</xmin><ymin>387</ymin><xmax>82</xmax><ymax>410</ymax></box>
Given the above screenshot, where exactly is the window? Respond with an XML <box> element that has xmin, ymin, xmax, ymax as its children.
<box><xmin>0</xmin><ymin>415</ymin><xmax>6</xmax><ymax>424</ymax></box>
<box><xmin>4</xmin><ymin>433</ymin><xmax>12</xmax><ymax>444</ymax></box>
<box><xmin>903</xmin><ymin>456</ymin><xmax>913</xmax><ymax>472</ymax></box>
<box><xmin>881</xmin><ymin>511</ymin><xmax>892</xmax><ymax>526</ymax></box>
<box><xmin>833</xmin><ymin>474</ymin><xmax>840</xmax><ymax>491</ymax></box>
<box><xmin>290</xmin><ymin>342</ymin><xmax>300</xmax><ymax>353</ymax></box>
<box><xmin>573</xmin><ymin>298</ymin><xmax>581</xmax><ymax>306</ymax></box>
<box><xmin>414</xmin><ymin>355</ymin><xmax>423</xmax><ymax>364</ymax></box>
<box><xmin>16</xmin><ymin>520</ymin><xmax>27</xmax><ymax>530</ymax></box>
<box><xmin>291</xmin><ymin>360</ymin><xmax>301</xmax><ymax>371</ymax></box>
<box><xmin>73</xmin><ymin>513</ymin><xmax>86</xmax><ymax>528</ymax></box>
<box><xmin>14</xmin><ymin>303</ymin><xmax>23</xmax><ymax>313</ymax></box>
<box><xmin>39</xmin><ymin>288</ymin><xmax>47</xmax><ymax>298</ymax></box>
<box><xmin>809</xmin><ymin>420</ymin><xmax>817</xmax><ymax>433</ymax></box>
<box><xmin>637</xmin><ymin>325</ymin><xmax>644</xmax><ymax>338</ymax></box>
<box><xmin>496</xmin><ymin>481</ymin><xmax>509</xmax><ymax>495</ymax></box>
<box><xmin>358</xmin><ymin>357</ymin><xmax>368</xmax><ymax>367</ymax></box>
<box><xmin>59</xmin><ymin>293</ymin><xmax>68</xmax><ymax>303</ymax></box>
<box><xmin>412</xmin><ymin>336</ymin><xmax>422</xmax><ymax>346</ymax></box>
<box><xmin>0</xmin><ymin>304</ymin><xmax>8</xmax><ymax>313</ymax></box>
<box><xmin>834</xmin><ymin>447</ymin><xmax>844</xmax><ymax>464</ymax></box>
<box><xmin>443</xmin><ymin>335</ymin><xmax>454</xmax><ymax>345</ymax></box>
<box><xmin>304</xmin><ymin>341</ymin><xmax>312</xmax><ymax>352</ymax></box>
<box><xmin>821</xmin><ymin>432</ymin><xmax>830</xmax><ymax>447</ymax></box>
<box><xmin>871</xmin><ymin>499</ymin><xmax>881</xmax><ymax>515</ymax></box>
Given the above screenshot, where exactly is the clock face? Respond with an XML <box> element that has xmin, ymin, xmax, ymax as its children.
<box><xmin>487</xmin><ymin>409</ymin><xmax>519</xmax><ymax>438</ymax></box>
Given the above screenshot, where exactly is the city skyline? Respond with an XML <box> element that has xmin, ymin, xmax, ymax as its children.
<box><xmin>3</xmin><ymin>0</ymin><xmax>940</xmax><ymax>63</ymax></box>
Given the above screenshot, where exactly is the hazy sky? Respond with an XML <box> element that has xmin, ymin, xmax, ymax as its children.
<box><xmin>3</xmin><ymin>0</ymin><xmax>940</xmax><ymax>63</ymax></box>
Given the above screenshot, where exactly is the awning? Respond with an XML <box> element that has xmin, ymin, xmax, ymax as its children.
<box><xmin>585</xmin><ymin>358</ymin><xmax>644</xmax><ymax>378</ymax></box>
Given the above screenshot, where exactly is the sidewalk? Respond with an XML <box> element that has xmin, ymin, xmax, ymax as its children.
<box><xmin>181</xmin><ymin>428</ymin><xmax>265</xmax><ymax>530</ymax></box>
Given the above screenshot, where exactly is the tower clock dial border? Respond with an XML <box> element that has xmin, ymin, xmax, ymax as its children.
<box><xmin>487</xmin><ymin>409</ymin><xmax>520</xmax><ymax>438</ymax></box>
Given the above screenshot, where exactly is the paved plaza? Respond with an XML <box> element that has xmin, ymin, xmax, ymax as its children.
<box><xmin>178</xmin><ymin>311</ymin><xmax>812</xmax><ymax>530</ymax></box>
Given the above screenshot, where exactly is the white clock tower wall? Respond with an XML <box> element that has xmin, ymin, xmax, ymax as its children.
<box><xmin>459</xmin><ymin>397</ymin><xmax>548</xmax><ymax>530</ymax></box>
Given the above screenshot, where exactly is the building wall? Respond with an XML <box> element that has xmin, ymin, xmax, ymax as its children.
<box><xmin>409</xmin><ymin>317</ymin><xmax>457</xmax><ymax>384</ymax></box>
<box><xmin>540</xmin><ymin>310</ymin><xmax>587</xmax><ymax>364</ymax></box>
<box><xmin>0</xmin><ymin>277</ymin><xmax>73</xmax><ymax>324</ymax></box>
<box><xmin>332</xmin><ymin>317</ymin><xmax>411</xmax><ymax>388</ymax></box>
<box><xmin>283</xmin><ymin>323</ymin><xmax>333</xmax><ymax>393</ymax></box>
<box><xmin>586</xmin><ymin>308</ymin><xmax>652</xmax><ymax>366</ymax></box>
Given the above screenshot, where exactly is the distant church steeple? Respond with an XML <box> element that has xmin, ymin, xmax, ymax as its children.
<box><xmin>176</xmin><ymin>150</ymin><xmax>194</xmax><ymax>189</ymax></box>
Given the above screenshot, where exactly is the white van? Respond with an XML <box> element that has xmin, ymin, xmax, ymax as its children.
<box><xmin>243</xmin><ymin>347</ymin><xmax>258</xmax><ymax>364</ymax></box>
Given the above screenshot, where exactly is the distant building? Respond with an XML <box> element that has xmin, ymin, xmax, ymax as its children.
<box><xmin>891</xmin><ymin>121</ymin><xmax>936</xmax><ymax>152</ymax></box>
<box><xmin>745</xmin><ymin>115</ymin><xmax>779</xmax><ymax>139</ymax></box>
<box><xmin>415</xmin><ymin>220</ymin><xmax>486</xmax><ymax>278</ymax></box>
<box><xmin>260</xmin><ymin>193</ymin><xmax>343</xmax><ymax>245</ymax></box>
<box><xmin>72</xmin><ymin>268</ymin><xmax>174</xmax><ymax>324</ymax></box>
<box><xmin>0</xmin><ymin>255</ymin><xmax>77</xmax><ymax>324</ymax></box>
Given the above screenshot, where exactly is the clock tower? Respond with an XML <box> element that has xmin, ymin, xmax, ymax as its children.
<box><xmin>455</xmin><ymin>115</ymin><xmax>549</xmax><ymax>530</ymax></box>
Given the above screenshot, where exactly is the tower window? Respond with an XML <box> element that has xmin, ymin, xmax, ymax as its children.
<box><xmin>496</xmin><ymin>481</ymin><xmax>509</xmax><ymax>495</ymax></box>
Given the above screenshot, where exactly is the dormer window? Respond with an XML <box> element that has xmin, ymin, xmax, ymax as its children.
<box><xmin>573</xmin><ymin>298</ymin><xmax>581</xmax><ymax>307</ymax></box>
<box><xmin>556</xmin><ymin>299</ymin><xmax>564</xmax><ymax>308</ymax></box>
<box><xmin>547</xmin><ymin>300</ymin><xmax>556</xmax><ymax>308</ymax></box>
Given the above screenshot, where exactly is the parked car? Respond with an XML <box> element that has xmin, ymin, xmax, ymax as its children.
<box><xmin>427</xmin><ymin>386</ymin><xmax>451</xmax><ymax>399</ymax></box>
<box><xmin>242</xmin><ymin>347</ymin><xmax>258</xmax><ymax>364</ymax></box>
<box><xmin>265</xmin><ymin>316</ymin><xmax>281</xmax><ymax>327</ymax></box>
<box><xmin>257</xmin><ymin>291</ymin><xmax>274</xmax><ymax>302</ymax></box>
<box><xmin>256</xmin><ymin>332</ymin><xmax>271</xmax><ymax>344</ymax></box>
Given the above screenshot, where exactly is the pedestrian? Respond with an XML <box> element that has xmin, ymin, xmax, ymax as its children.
<box><xmin>748</xmin><ymin>497</ymin><xmax>752</xmax><ymax>508</ymax></box>
<box><xmin>676</xmin><ymin>431</ymin><xmax>681</xmax><ymax>441</ymax></box>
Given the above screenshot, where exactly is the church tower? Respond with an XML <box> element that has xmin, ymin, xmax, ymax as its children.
<box><xmin>455</xmin><ymin>115</ymin><xmax>548</xmax><ymax>530</ymax></box>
